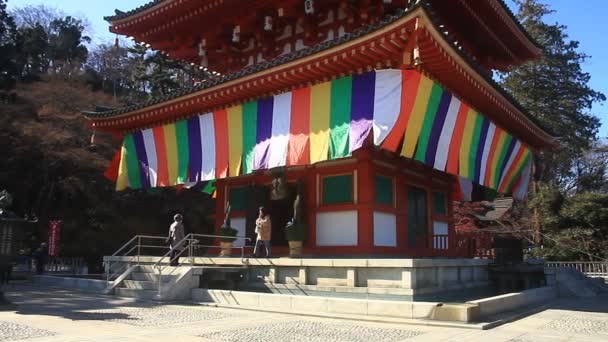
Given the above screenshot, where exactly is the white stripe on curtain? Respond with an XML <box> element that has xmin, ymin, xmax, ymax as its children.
<box><xmin>513</xmin><ymin>159</ymin><xmax>532</xmax><ymax>200</ymax></box>
<box><xmin>372</xmin><ymin>69</ymin><xmax>402</xmax><ymax>145</ymax></box>
<box><xmin>141</xmin><ymin>128</ymin><xmax>158</xmax><ymax>187</ymax></box>
<box><xmin>458</xmin><ymin>176</ymin><xmax>473</xmax><ymax>201</ymax></box>
<box><xmin>479</xmin><ymin>122</ymin><xmax>496</xmax><ymax>186</ymax></box>
<box><xmin>199</xmin><ymin>113</ymin><xmax>216</xmax><ymax>181</ymax></box>
<box><xmin>433</xmin><ymin>97</ymin><xmax>461</xmax><ymax>171</ymax></box>
<box><xmin>268</xmin><ymin>92</ymin><xmax>293</xmax><ymax>168</ymax></box>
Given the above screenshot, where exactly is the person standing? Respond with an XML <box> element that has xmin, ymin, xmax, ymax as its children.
<box><xmin>253</xmin><ymin>207</ymin><xmax>272</xmax><ymax>258</ymax></box>
<box><xmin>167</xmin><ymin>214</ymin><xmax>185</xmax><ymax>266</ymax></box>
<box><xmin>32</xmin><ymin>243</ymin><xmax>48</xmax><ymax>275</ymax></box>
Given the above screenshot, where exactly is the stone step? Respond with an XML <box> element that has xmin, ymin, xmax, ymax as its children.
<box><xmin>121</xmin><ymin>280</ymin><xmax>158</xmax><ymax>290</ymax></box>
<box><xmin>137</xmin><ymin>265</ymin><xmax>189</xmax><ymax>274</ymax></box>
<box><xmin>115</xmin><ymin>288</ymin><xmax>160</xmax><ymax>300</ymax></box>
<box><xmin>130</xmin><ymin>272</ymin><xmax>178</xmax><ymax>282</ymax></box>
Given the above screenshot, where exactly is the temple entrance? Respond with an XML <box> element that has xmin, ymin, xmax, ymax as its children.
<box><xmin>267</xmin><ymin>179</ymin><xmax>296</xmax><ymax>247</ymax></box>
<box><xmin>243</xmin><ymin>182</ymin><xmax>295</xmax><ymax>248</ymax></box>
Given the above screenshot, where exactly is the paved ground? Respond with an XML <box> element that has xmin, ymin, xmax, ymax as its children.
<box><xmin>1</xmin><ymin>284</ymin><xmax>607</xmax><ymax>341</ymax></box>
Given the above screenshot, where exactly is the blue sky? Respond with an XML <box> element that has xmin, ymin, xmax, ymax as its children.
<box><xmin>7</xmin><ymin>0</ymin><xmax>607</xmax><ymax>138</ymax></box>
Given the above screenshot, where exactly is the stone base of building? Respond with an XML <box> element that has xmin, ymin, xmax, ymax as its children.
<box><xmin>104</xmin><ymin>256</ymin><xmax>491</xmax><ymax>298</ymax></box>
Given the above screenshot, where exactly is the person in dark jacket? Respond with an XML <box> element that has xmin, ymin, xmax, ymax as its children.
<box><xmin>167</xmin><ymin>214</ymin><xmax>185</xmax><ymax>266</ymax></box>
<box><xmin>32</xmin><ymin>243</ymin><xmax>48</xmax><ymax>275</ymax></box>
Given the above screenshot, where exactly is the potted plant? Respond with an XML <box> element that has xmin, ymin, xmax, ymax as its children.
<box><xmin>285</xmin><ymin>221</ymin><xmax>306</xmax><ymax>257</ymax></box>
<box><xmin>218</xmin><ymin>203</ymin><xmax>237</xmax><ymax>257</ymax></box>
<box><xmin>218</xmin><ymin>225</ymin><xmax>238</xmax><ymax>257</ymax></box>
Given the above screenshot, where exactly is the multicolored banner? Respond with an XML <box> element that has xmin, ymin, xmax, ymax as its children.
<box><xmin>114</xmin><ymin>69</ymin><xmax>533</xmax><ymax>199</ymax></box>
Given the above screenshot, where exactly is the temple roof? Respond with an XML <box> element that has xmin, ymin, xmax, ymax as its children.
<box><xmin>104</xmin><ymin>0</ymin><xmax>166</xmax><ymax>21</ymax></box>
<box><xmin>85</xmin><ymin>3</ymin><xmax>555</xmax><ymax>146</ymax></box>
<box><xmin>104</xmin><ymin>0</ymin><xmax>541</xmax><ymax>70</ymax></box>
<box><xmin>87</xmin><ymin>5</ymin><xmax>419</xmax><ymax>118</ymax></box>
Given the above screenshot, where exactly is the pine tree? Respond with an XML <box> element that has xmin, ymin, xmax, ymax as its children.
<box><xmin>500</xmin><ymin>0</ymin><xmax>605</xmax><ymax>189</ymax></box>
<box><xmin>0</xmin><ymin>0</ymin><xmax>19</xmax><ymax>91</ymax></box>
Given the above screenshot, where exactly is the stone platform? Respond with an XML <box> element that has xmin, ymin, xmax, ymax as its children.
<box><xmin>104</xmin><ymin>256</ymin><xmax>491</xmax><ymax>298</ymax></box>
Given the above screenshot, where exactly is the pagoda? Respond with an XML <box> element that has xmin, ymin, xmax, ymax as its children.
<box><xmin>85</xmin><ymin>0</ymin><xmax>556</xmax><ymax>257</ymax></box>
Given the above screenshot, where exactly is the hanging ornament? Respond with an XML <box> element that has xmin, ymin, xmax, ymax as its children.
<box><xmin>304</xmin><ymin>0</ymin><xmax>314</xmax><ymax>15</ymax></box>
<box><xmin>198</xmin><ymin>38</ymin><xmax>207</xmax><ymax>57</ymax></box>
<box><xmin>232</xmin><ymin>25</ymin><xmax>241</xmax><ymax>43</ymax></box>
<box><xmin>264</xmin><ymin>16</ymin><xmax>273</xmax><ymax>31</ymax></box>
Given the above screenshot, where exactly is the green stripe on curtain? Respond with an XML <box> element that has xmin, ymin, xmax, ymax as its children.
<box><xmin>494</xmin><ymin>135</ymin><xmax>513</xmax><ymax>189</ymax></box>
<box><xmin>242</xmin><ymin>101</ymin><xmax>258</xmax><ymax>175</ymax></box>
<box><xmin>414</xmin><ymin>84</ymin><xmax>444</xmax><ymax>162</ymax></box>
<box><xmin>175</xmin><ymin>120</ymin><xmax>190</xmax><ymax>183</ymax></box>
<box><xmin>329</xmin><ymin>76</ymin><xmax>352</xmax><ymax>159</ymax></box>
<box><xmin>468</xmin><ymin>113</ymin><xmax>484</xmax><ymax>179</ymax></box>
<box><xmin>202</xmin><ymin>180</ymin><xmax>216</xmax><ymax>195</ymax></box>
<box><xmin>123</xmin><ymin>134</ymin><xmax>142</xmax><ymax>189</ymax></box>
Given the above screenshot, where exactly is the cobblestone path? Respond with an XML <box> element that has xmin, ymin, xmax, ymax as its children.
<box><xmin>1</xmin><ymin>284</ymin><xmax>607</xmax><ymax>342</ymax></box>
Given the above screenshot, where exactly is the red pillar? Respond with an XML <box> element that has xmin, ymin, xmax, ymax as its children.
<box><xmin>357</xmin><ymin>149</ymin><xmax>374</xmax><ymax>254</ymax></box>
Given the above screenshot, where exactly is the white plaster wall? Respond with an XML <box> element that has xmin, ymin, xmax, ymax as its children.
<box><xmin>373</xmin><ymin>212</ymin><xmax>397</xmax><ymax>247</ymax></box>
<box><xmin>316</xmin><ymin>211</ymin><xmax>358</xmax><ymax>246</ymax></box>
<box><xmin>231</xmin><ymin>217</ymin><xmax>247</xmax><ymax>247</ymax></box>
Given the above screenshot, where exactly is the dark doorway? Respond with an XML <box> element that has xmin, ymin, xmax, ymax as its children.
<box><xmin>244</xmin><ymin>183</ymin><xmax>296</xmax><ymax>248</ymax></box>
<box><xmin>267</xmin><ymin>183</ymin><xmax>296</xmax><ymax>247</ymax></box>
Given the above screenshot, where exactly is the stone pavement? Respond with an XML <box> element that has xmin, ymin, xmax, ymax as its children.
<box><xmin>0</xmin><ymin>284</ymin><xmax>607</xmax><ymax>342</ymax></box>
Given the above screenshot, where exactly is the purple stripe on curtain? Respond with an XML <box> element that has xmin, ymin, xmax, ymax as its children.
<box><xmin>187</xmin><ymin>115</ymin><xmax>202</xmax><ymax>182</ymax></box>
<box><xmin>474</xmin><ymin>118</ymin><xmax>490</xmax><ymax>183</ymax></box>
<box><xmin>349</xmin><ymin>71</ymin><xmax>376</xmax><ymax>152</ymax></box>
<box><xmin>254</xmin><ymin>97</ymin><xmax>274</xmax><ymax>170</ymax></box>
<box><xmin>498</xmin><ymin>137</ymin><xmax>517</xmax><ymax>185</ymax></box>
<box><xmin>132</xmin><ymin>131</ymin><xmax>151</xmax><ymax>189</ymax></box>
<box><xmin>425</xmin><ymin>92</ymin><xmax>452</xmax><ymax>166</ymax></box>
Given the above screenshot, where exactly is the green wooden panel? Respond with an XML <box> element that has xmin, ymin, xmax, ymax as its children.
<box><xmin>433</xmin><ymin>191</ymin><xmax>447</xmax><ymax>215</ymax></box>
<box><xmin>229</xmin><ymin>187</ymin><xmax>247</xmax><ymax>211</ymax></box>
<box><xmin>375</xmin><ymin>175</ymin><xmax>394</xmax><ymax>205</ymax></box>
<box><xmin>323</xmin><ymin>174</ymin><xmax>353</xmax><ymax>205</ymax></box>
<box><xmin>408</xmin><ymin>186</ymin><xmax>428</xmax><ymax>248</ymax></box>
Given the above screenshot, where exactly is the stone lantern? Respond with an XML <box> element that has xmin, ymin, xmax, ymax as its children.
<box><xmin>0</xmin><ymin>190</ymin><xmax>38</xmax><ymax>305</ymax></box>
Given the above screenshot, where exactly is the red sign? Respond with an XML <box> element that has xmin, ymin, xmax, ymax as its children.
<box><xmin>48</xmin><ymin>220</ymin><xmax>62</xmax><ymax>257</ymax></box>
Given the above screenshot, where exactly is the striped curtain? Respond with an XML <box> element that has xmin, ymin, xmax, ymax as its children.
<box><xmin>115</xmin><ymin>69</ymin><xmax>534</xmax><ymax>199</ymax></box>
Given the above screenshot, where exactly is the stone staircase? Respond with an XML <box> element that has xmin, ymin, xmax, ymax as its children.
<box><xmin>547</xmin><ymin>267</ymin><xmax>608</xmax><ymax>297</ymax></box>
<box><xmin>109</xmin><ymin>265</ymin><xmax>199</xmax><ymax>301</ymax></box>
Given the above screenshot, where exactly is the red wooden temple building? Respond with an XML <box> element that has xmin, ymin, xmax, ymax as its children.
<box><xmin>84</xmin><ymin>0</ymin><xmax>556</xmax><ymax>257</ymax></box>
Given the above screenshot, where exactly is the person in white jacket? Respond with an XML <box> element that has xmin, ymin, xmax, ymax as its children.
<box><xmin>167</xmin><ymin>214</ymin><xmax>185</xmax><ymax>266</ymax></box>
<box><xmin>253</xmin><ymin>207</ymin><xmax>272</xmax><ymax>258</ymax></box>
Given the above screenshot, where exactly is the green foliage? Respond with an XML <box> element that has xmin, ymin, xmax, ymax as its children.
<box><xmin>16</xmin><ymin>23</ymin><xmax>48</xmax><ymax>79</ymax></box>
<box><xmin>500</xmin><ymin>0</ymin><xmax>605</xmax><ymax>189</ymax></box>
<box><xmin>219</xmin><ymin>225</ymin><xmax>238</xmax><ymax>243</ymax></box>
<box><xmin>0</xmin><ymin>0</ymin><xmax>19</xmax><ymax>90</ymax></box>
<box><xmin>529</xmin><ymin>185</ymin><xmax>608</xmax><ymax>260</ymax></box>
<box><xmin>47</xmin><ymin>16</ymin><xmax>90</xmax><ymax>71</ymax></box>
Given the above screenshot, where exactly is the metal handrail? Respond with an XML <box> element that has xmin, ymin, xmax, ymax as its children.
<box><xmin>153</xmin><ymin>233</ymin><xmax>251</xmax><ymax>297</ymax></box>
<box><xmin>111</xmin><ymin>235</ymin><xmax>166</xmax><ymax>256</ymax></box>
<box><xmin>106</xmin><ymin>235</ymin><xmax>168</xmax><ymax>285</ymax></box>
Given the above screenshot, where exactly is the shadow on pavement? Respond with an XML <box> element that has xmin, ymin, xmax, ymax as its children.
<box><xmin>544</xmin><ymin>294</ymin><xmax>608</xmax><ymax>314</ymax></box>
<box><xmin>3</xmin><ymin>284</ymin><xmax>160</xmax><ymax>322</ymax></box>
